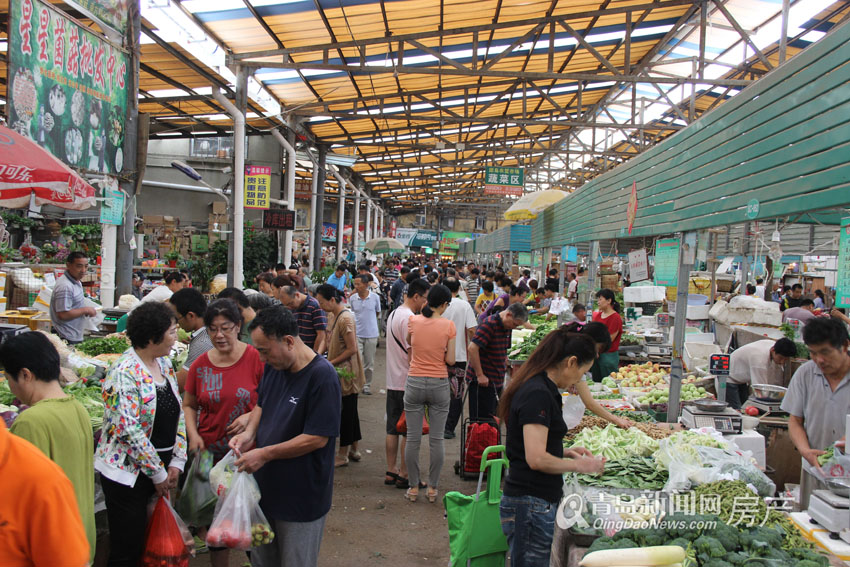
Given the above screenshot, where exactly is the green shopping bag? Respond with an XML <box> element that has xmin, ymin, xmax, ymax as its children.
<box><xmin>176</xmin><ymin>450</ymin><xmax>217</xmax><ymax>527</ymax></box>
<box><xmin>444</xmin><ymin>446</ymin><xmax>509</xmax><ymax>567</ymax></box>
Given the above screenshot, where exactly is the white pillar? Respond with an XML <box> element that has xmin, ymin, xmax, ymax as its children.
<box><xmin>379</xmin><ymin>211</ymin><xmax>384</xmax><ymax>238</ymax></box>
<box><xmin>308</xmin><ymin>168</ymin><xmax>318</xmax><ymax>270</ymax></box>
<box><xmin>271</xmin><ymin>129</ymin><xmax>296</xmax><ymax>266</ymax></box>
<box><xmin>101</xmin><ymin>224</ymin><xmax>117</xmax><ymax>308</ymax></box>
<box><xmin>336</xmin><ymin>180</ymin><xmax>345</xmax><ymax>265</ymax></box>
<box><xmin>353</xmin><ymin>193</ymin><xmax>361</xmax><ymax>255</ymax></box>
<box><xmin>212</xmin><ymin>88</ymin><xmax>245</xmax><ymax>289</ymax></box>
<box><xmin>365</xmin><ymin>200</ymin><xmax>372</xmax><ymax>245</ymax></box>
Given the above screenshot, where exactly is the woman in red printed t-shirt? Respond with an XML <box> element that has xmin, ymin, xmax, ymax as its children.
<box><xmin>184</xmin><ymin>299</ymin><xmax>264</xmax><ymax>563</ymax></box>
<box><xmin>590</xmin><ymin>288</ymin><xmax>623</xmax><ymax>383</ymax></box>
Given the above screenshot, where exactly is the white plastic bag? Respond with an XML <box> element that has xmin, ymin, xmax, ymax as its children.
<box><xmin>562</xmin><ymin>394</ymin><xmax>586</xmax><ymax>429</ymax></box>
<box><xmin>206</xmin><ymin>471</ymin><xmax>274</xmax><ymax>550</ymax></box>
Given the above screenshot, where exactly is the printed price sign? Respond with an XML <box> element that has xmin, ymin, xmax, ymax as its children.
<box><xmin>837</xmin><ymin>218</ymin><xmax>850</xmax><ymax>308</ymax></box>
<box><xmin>654</xmin><ymin>238</ymin><xmax>680</xmax><ymax>287</ymax></box>
<box><xmin>628</xmin><ymin>248</ymin><xmax>649</xmax><ymax>282</ymax></box>
<box><xmin>244</xmin><ymin>165</ymin><xmax>270</xmax><ymax>209</ymax></box>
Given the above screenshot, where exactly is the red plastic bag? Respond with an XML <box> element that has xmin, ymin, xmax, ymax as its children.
<box><xmin>207</xmin><ymin>470</ymin><xmax>275</xmax><ymax>550</ymax></box>
<box><xmin>142</xmin><ymin>496</ymin><xmax>192</xmax><ymax>567</ymax></box>
<box><xmin>396</xmin><ymin>411</ymin><xmax>430</xmax><ymax>435</ymax></box>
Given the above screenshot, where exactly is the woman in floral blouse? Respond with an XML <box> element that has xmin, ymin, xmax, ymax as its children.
<box><xmin>95</xmin><ymin>301</ymin><xmax>187</xmax><ymax>567</ymax></box>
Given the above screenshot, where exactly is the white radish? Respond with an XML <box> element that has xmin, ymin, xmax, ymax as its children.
<box><xmin>579</xmin><ymin>546</ymin><xmax>686</xmax><ymax>567</ymax></box>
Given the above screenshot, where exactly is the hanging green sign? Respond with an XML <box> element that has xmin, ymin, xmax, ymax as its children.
<box><xmin>746</xmin><ymin>199</ymin><xmax>760</xmax><ymax>220</ymax></box>
<box><xmin>836</xmin><ymin>218</ymin><xmax>850</xmax><ymax>308</ymax></box>
<box><xmin>67</xmin><ymin>0</ymin><xmax>130</xmax><ymax>35</ymax></box>
<box><xmin>99</xmin><ymin>188</ymin><xmax>124</xmax><ymax>225</ymax></box>
<box><xmin>8</xmin><ymin>0</ymin><xmax>129</xmax><ymax>176</ymax></box>
<box><xmin>654</xmin><ymin>238</ymin><xmax>680</xmax><ymax>287</ymax></box>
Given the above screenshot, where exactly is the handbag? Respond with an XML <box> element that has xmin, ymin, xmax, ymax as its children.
<box><xmin>396</xmin><ymin>411</ymin><xmax>430</xmax><ymax>435</ymax></box>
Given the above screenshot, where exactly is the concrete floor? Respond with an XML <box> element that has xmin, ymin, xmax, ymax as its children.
<box><xmin>191</xmin><ymin>342</ymin><xmax>478</xmax><ymax>567</ymax></box>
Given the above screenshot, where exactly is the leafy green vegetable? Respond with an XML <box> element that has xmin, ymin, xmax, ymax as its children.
<box><xmin>569</xmin><ymin>456</ymin><xmax>668</xmax><ymax>489</ymax></box>
<box><xmin>76</xmin><ymin>336</ymin><xmax>130</xmax><ymax>357</ymax></box>
<box><xmin>64</xmin><ymin>379</ymin><xmax>104</xmax><ymax>432</ymax></box>
<box><xmin>818</xmin><ymin>446</ymin><xmax>834</xmax><ymax>466</ymax></box>
<box><xmin>509</xmin><ymin>319</ymin><xmax>558</xmax><ymax>360</ymax></box>
<box><xmin>566</xmin><ymin>423</ymin><xmax>659</xmax><ymax>460</ymax></box>
<box><xmin>0</xmin><ymin>380</ymin><xmax>14</xmax><ymax>405</ymax></box>
<box><xmin>335</xmin><ymin>366</ymin><xmax>357</xmax><ymax>382</ymax></box>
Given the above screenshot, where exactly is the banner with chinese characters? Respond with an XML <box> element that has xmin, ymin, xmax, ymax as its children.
<box><xmin>263</xmin><ymin>209</ymin><xmax>295</xmax><ymax>231</ymax></box>
<box><xmin>244</xmin><ymin>165</ymin><xmax>270</xmax><ymax>209</ymax></box>
<box><xmin>322</xmin><ymin>222</ymin><xmax>337</xmax><ymax>241</ymax></box>
<box><xmin>628</xmin><ymin>248</ymin><xmax>649</xmax><ymax>282</ymax></box>
<box><xmin>654</xmin><ymin>238</ymin><xmax>680</xmax><ymax>287</ymax></box>
<box><xmin>484</xmin><ymin>166</ymin><xmax>524</xmax><ymax>196</ymax></box>
<box><xmin>837</xmin><ymin>218</ymin><xmax>850</xmax><ymax>308</ymax></box>
<box><xmin>8</xmin><ymin>0</ymin><xmax>129</xmax><ymax>175</ymax></box>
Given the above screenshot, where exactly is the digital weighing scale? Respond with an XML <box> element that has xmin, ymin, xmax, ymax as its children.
<box><xmin>809</xmin><ymin>489</ymin><xmax>850</xmax><ymax>542</ymax></box>
<box><xmin>681</xmin><ymin>405</ymin><xmax>743</xmax><ymax>434</ymax></box>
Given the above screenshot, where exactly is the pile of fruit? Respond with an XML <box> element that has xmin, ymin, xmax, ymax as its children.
<box><xmin>636</xmin><ymin>383</ymin><xmax>710</xmax><ymax>405</ymax></box>
<box><xmin>614</xmin><ymin>363</ymin><xmax>669</xmax><ymax>388</ymax></box>
<box><xmin>251</xmin><ymin>523</ymin><xmax>275</xmax><ymax>547</ymax></box>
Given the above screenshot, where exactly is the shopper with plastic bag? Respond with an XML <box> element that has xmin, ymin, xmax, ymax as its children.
<box><xmin>229</xmin><ymin>306</ymin><xmax>342</xmax><ymax>567</ymax></box>
<box><xmin>176</xmin><ymin>450</ymin><xmax>216</xmax><ymax>527</ymax></box>
<box><xmin>95</xmin><ymin>302</ymin><xmax>188</xmax><ymax>567</ymax></box>
<box><xmin>781</xmin><ymin>317</ymin><xmax>850</xmax><ymax>508</ymax></box>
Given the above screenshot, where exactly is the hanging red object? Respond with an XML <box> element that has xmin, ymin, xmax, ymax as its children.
<box><xmin>0</xmin><ymin>124</ymin><xmax>95</xmax><ymax>210</ymax></box>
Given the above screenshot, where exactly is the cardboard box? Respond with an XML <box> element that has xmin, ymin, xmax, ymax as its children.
<box><xmin>144</xmin><ymin>215</ymin><xmax>164</xmax><ymax>226</ymax></box>
<box><xmin>212</xmin><ymin>201</ymin><xmax>227</xmax><ymax>215</ymax></box>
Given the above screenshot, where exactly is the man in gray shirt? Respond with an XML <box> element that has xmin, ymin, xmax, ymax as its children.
<box><xmin>781</xmin><ymin>317</ymin><xmax>850</xmax><ymax>508</ymax></box>
<box><xmin>169</xmin><ymin>288</ymin><xmax>213</xmax><ymax>392</ymax></box>
<box><xmin>50</xmin><ymin>252</ymin><xmax>96</xmax><ymax>344</ymax></box>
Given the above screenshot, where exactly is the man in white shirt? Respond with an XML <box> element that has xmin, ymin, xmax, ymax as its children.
<box><xmin>568</xmin><ymin>272</ymin><xmax>579</xmax><ymax>302</ymax></box>
<box><xmin>384</xmin><ymin>278</ymin><xmax>429</xmax><ymax>488</ymax></box>
<box><xmin>727</xmin><ymin>338</ymin><xmax>796</xmax><ymax>409</ymax></box>
<box><xmin>755</xmin><ymin>277</ymin><xmax>766</xmax><ymax>300</ymax></box>
<box><xmin>140</xmin><ymin>271</ymin><xmax>185</xmax><ymax>304</ymax></box>
<box><xmin>442</xmin><ymin>277</ymin><xmax>478</xmax><ymax>439</ymax></box>
<box><xmin>350</xmin><ymin>274</ymin><xmax>381</xmax><ymax>395</ymax></box>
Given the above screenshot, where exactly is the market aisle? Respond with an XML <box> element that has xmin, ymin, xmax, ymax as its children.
<box><xmin>194</xmin><ymin>343</ymin><xmax>471</xmax><ymax>567</ymax></box>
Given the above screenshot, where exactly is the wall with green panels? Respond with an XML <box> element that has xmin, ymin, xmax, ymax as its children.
<box><xmin>536</xmin><ymin>18</ymin><xmax>850</xmax><ymax>248</ymax></box>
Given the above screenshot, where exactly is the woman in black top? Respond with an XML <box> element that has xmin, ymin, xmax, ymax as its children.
<box><xmin>497</xmin><ymin>329</ymin><xmax>605</xmax><ymax>567</ymax></box>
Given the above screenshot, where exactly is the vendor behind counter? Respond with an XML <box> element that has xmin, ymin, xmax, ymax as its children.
<box><xmin>727</xmin><ymin>338</ymin><xmax>796</xmax><ymax>409</ymax></box>
<box><xmin>780</xmin><ymin>317</ymin><xmax>850</xmax><ymax>509</ymax></box>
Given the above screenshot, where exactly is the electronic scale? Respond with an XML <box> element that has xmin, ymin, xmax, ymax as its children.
<box><xmin>680</xmin><ymin>405</ymin><xmax>743</xmax><ymax>434</ymax></box>
<box><xmin>809</xmin><ymin>488</ymin><xmax>850</xmax><ymax>542</ymax></box>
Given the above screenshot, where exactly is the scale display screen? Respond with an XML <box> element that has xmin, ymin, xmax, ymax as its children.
<box><xmin>710</xmin><ymin>354</ymin><xmax>731</xmax><ymax>376</ymax></box>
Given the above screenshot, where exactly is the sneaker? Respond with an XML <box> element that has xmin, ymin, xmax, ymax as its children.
<box><xmin>362</xmin><ymin>387</ymin><xmax>372</xmax><ymax>395</ymax></box>
<box><xmin>444</xmin><ymin>430</ymin><xmax>456</xmax><ymax>439</ymax></box>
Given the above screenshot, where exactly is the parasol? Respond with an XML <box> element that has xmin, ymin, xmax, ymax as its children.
<box><xmin>0</xmin><ymin>124</ymin><xmax>96</xmax><ymax>210</ymax></box>
<box><xmin>363</xmin><ymin>237</ymin><xmax>406</xmax><ymax>254</ymax></box>
<box><xmin>503</xmin><ymin>189</ymin><xmax>568</xmax><ymax>221</ymax></box>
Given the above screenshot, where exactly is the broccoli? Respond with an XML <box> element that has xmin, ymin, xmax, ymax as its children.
<box><xmin>702</xmin><ymin>521</ymin><xmax>739</xmax><ymax>552</ymax></box>
<box><xmin>642</xmin><ymin>531</ymin><xmax>666</xmax><ymax>547</ymax></box>
<box><xmin>586</xmin><ymin>536</ymin><xmax>614</xmax><ymax>553</ymax></box>
<box><xmin>739</xmin><ymin>528</ymin><xmax>782</xmax><ymax>556</ymax></box>
<box><xmin>693</xmin><ymin>535</ymin><xmax>726</xmax><ymax>560</ymax></box>
<box><xmin>669</xmin><ymin>537</ymin><xmax>692</xmax><ymax>550</ymax></box>
<box><xmin>701</xmin><ymin>560</ymin><xmax>733</xmax><ymax>567</ymax></box>
<box><xmin>611</xmin><ymin>537</ymin><xmax>638</xmax><ymax>549</ymax></box>
<box><xmin>723</xmin><ymin>551</ymin><xmax>749</xmax><ymax>566</ymax></box>
<box><xmin>788</xmin><ymin>548</ymin><xmax>829</xmax><ymax>566</ymax></box>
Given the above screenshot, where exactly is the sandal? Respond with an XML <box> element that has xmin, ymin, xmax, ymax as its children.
<box><xmin>335</xmin><ymin>457</ymin><xmax>349</xmax><ymax>467</ymax></box>
<box><xmin>395</xmin><ymin>476</ymin><xmax>410</xmax><ymax>489</ymax></box>
<box><xmin>405</xmin><ymin>488</ymin><xmax>418</xmax><ymax>502</ymax></box>
<box><xmin>427</xmin><ymin>488</ymin><xmax>439</xmax><ymax>503</ymax></box>
<box><xmin>384</xmin><ymin>471</ymin><xmax>400</xmax><ymax>485</ymax></box>
<box><xmin>348</xmin><ymin>450</ymin><xmax>362</xmax><ymax>462</ymax></box>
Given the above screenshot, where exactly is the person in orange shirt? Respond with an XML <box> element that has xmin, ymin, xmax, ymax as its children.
<box><xmin>0</xmin><ymin>420</ymin><xmax>90</xmax><ymax>566</ymax></box>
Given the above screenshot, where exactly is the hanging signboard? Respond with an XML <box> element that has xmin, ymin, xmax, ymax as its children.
<box><xmin>388</xmin><ymin>218</ymin><xmax>397</xmax><ymax>238</ymax></box>
<box><xmin>99</xmin><ymin>187</ymin><xmax>124</xmax><ymax>225</ymax></box>
<box><xmin>836</xmin><ymin>218</ymin><xmax>850</xmax><ymax>308</ymax></box>
<box><xmin>411</xmin><ymin>229</ymin><xmax>439</xmax><ymax>248</ymax></box>
<box><xmin>8</xmin><ymin>0</ymin><xmax>129</xmax><ymax>175</ymax></box>
<box><xmin>483</xmin><ymin>166</ymin><xmax>523</xmax><ymax>196</ymax></box>
<box><xmin>66</xmin><ymin>0</ymin><xmax>130</xmax><ymax>35</ymax></box>
<box><xmin>654</xmin><ymin>238</ymin><xmax>680</xmax><ymax>286</ymax></box>
<box><xmin>627</xmin><ymin>181</ymin><xmax>638</xmax><ymax>235</ymax></box>
<box><xmin>440</xmin><ymin>231</ymin><xmax>473</xmax><ymax>250</ymax></box>
<box><xmin>628</xmin><ymin>248</ymin><xmax>649</xmax><ymax>282</ymax></box>
<box><xmin>294</xmin><ymin>179</ymin><xmax>311</xmax><ymax>201</ymax></box>
<box><xmin>322</xmin><ymin>222</ymin><xmax>337</xmax><ymax>241</ymax></box>
<box><xmin>244</xmin><ymin>165</ymin><xmax>270</xmax><ymax>209</ymax></box>
<box><xmin>394</xmin><ymin>228</ymin><xmax>418</xmax><ymax>246</ymax></box>
<box><xmin>263</xmin><ymin>209</ymin><xmax>295</xmax><ymax>231</ymax></box>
